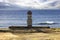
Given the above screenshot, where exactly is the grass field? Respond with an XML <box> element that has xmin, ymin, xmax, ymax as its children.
<box><xmin>0</xmin><ymin>28</ymin><xmax>60</xmax><ymax>40</ymax></box>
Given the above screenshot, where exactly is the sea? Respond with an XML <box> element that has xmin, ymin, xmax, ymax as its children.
<box><xmin>0</xmin><ymin>9</ymin><xmax>60</xmax><ymax>28</ymax></box>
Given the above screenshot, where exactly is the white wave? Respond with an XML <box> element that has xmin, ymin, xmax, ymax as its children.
<box><xmin>46</xmin><ymin>21</ymin><xmax>54</xmax><ymax>24</ymax></box>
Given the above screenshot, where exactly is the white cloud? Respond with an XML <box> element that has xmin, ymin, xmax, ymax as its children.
<box><xmin>0</xmin><ymin>0</ymin><xmax>3</xmax><ymax>2</ymax></box>
<box><xmin>0</xmin><ymin>0</ymin><xmax>60</xmax><ymax>9</ymax></box>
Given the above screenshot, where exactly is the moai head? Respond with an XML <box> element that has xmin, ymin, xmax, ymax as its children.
<box><xmin>27</xmin><ymin>10</ymin><xmax>32</xmax><ymax>15</ymax></box>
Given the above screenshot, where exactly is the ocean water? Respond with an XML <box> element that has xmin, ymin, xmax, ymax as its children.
<box><xmin>0</xmin><ymin>10</ymin><xmax>60</xmax><ymax>28</ymax></box>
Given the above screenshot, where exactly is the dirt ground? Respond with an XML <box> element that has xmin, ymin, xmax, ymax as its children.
<box><xmin>0</xmin><ymin>32</ymin><xmax>60</xmax><ymax>40</ymax></box>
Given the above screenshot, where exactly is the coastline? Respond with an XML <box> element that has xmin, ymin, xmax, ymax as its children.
<box><xmin>0</xmin><ymin>28</ymin><xmax>60</xmax><ymax>40</ymax></box>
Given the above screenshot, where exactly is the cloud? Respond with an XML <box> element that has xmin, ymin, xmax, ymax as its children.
<box><xmin>0</xmin><ymin>0</ymin><xmax>60</xmax><ymax>9</ymax></box>
<box><xmin>0</xmin><ymin>2</ymin><xmax>23</xmax><ymax>10</ymax></box>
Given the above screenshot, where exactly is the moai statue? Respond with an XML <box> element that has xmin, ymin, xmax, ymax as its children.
<box><xmin>27</xmin><ymin>10</ymin><xmax>32</xmax><ymax>28</ymax></box>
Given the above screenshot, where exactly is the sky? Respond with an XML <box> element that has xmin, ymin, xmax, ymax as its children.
<box><xmin>0</xmin><ymin>0</ymin><xmax>60</xmax><ymax>28</ymax></box>
<box><xmin>0</xmin><ymin>0</ymin><xmax>60</xmax><ymax>9</ymax></box>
